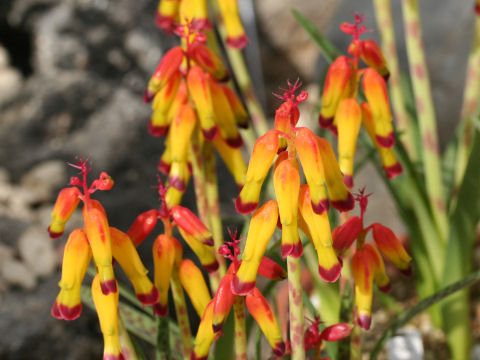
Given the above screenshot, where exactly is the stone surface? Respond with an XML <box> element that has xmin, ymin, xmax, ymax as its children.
<box><xmin>1</xmin><ymin>258</ymin><xmax>37</xmax><ymax>290</ymax></box>
<box><xmin>18</xmin><ymin>226</ymin><xmax>56</xmax><ymax>278</ymax></box>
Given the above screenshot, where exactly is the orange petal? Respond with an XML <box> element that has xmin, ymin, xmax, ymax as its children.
<box><xmin>127</xmin><ymin>209</ymin><xmax>159</xmax><ymax>247</ymax></box>
<box><xmin>335</xmin><ymin>98</ymin><xmax>362</xmax><ymax>188</ymax></box>
<box><xmin>235</xmin><ymin>130</ymin><xmax>279</xmax><ymax>214</ymax></box>
<box><xmin>275</xmin><ymin>102</ymin><xmax>299</xmax><ymax>151</ymax></box>
<box><xmin>221</xmin><ymin>85</ymin><xmax>248</xmax><ymax>129</ymax></box>
<box><xmin>319</xmin><ymin>56</ymin><xmax>353</xmax><ymax>128</ymax></box>
<box><xmin>257</xmin><ymin>256</ymin><xmax>287</xmax><ymax>280</ymax></box>
<box><xmin>371</xmin><ymin>223</ymin><xmax>412</xmax><ymax>274</ymax></box>
<box><xmin>179</xmin><ymin>259</ymin><xmax>212</xmax><ymax>317</ymax></box>
<box><xmin>91</xmin><ymin>274</ymin><xmax>122</xmax><ymax>360</ymax></box>
<box><xmin>209</xmin><ymin>79</ymin><xmax>243</xmax><ymax>148</ymax></box>
<box><xmin>145</xmin><ymin>46</ymin><xmax>184</xmax><ymax>102</ymax></box>
<box><xmin>364</xmin><ymin>243</ymin><xmax>391</xmax><ymax>293</ymax></box>
<box><xmin>295</xmin><ymin>127</ymin><xmax>329</xmax><ymax>214</ymax></box>
<box><xmin>232</xmin><ymin>200</ymin><xmax>279</xmax><ymax>295</ymax></box>
<box><xmin>332</xmin><ymin>216</ymin><xmax>362</xmax><ymax>254</ymax></box>
<box><xmin>171</xmin><ymin>205</ymin><xmax>213</xmax><ymax>246</ymax></box>
<box><xmin>187</xmin><ymin>66</ymin><xmax>217</xmax><ymax>140</ymax></box>
<box><xmin>48</xmin><ymin>187</ymin><xmax>81</xmax><ymax>239</ymax></box>
<box><xmin>52</xmin><ymin>229</ymin><xmax>91</xmax><ymax>320</ymax></box>
<box><xmin>245</xmin><ymin>288</ymin><xmax>285</xmax><ymax>356</ymax></box>
<box><xmin>110</xmin><ymin>227</ymin><xmax>159</xmax><ymax>306</ymax></box>
<box><xmin>362</xmin><ymin>68</ymin><xmax>395</xmax><ymax>148</ymax></box>
<box><xmin>152</xmin><ymin>234</ymin><xmax>176</xmax><ymax>316</ymax></box>
<box><xmin>361</xmin><ymin>102</ymin><xmax>403</xmax><ymax>179</ymax></box>
<box><xmin>274</xmin><ymin>158</ymin><xmax>302</xmax><ymax>258</ymax></box>
<box><xmin>352</xmin><ymin>248</ymin><xmax>375</xmax><ymax>330</ymax></box>
<box><xmin>316</xmin><ymin>136</ymin><xmax>354</xmax><ymax>212</ymax></box>
<box><xmin>192</xmin><ymin>300</ymin><xmax>216</xmax><ymax>360</ymax></box>
<box><xmin>360</xmin><ymin>40</ymin><xmax>390</xmax><ymax>80</ymax></box>
<box><xmin>190</xmin><ymin>43</ymin><xmax>229</xmax><ymax>81</ymax></box>
<box><xmin>298</xmin><ymin>185</ymin><xmax>341</xmax><ymax>282</ymax></box>
<box><xmin>83</xmin><ymin>207</ymin><xmax>116</xmax><ymax>295</ymax></box>
<box><xmin>212</xmin><ymin>272</ymin><xmax>235</xmax><ymax>332</ymax></box>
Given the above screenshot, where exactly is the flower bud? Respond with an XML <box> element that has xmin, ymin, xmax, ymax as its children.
<box><xmin>190</xmin><ymin>42</ymin><xmax>229</xmax><ymax>81</ymax></box>
<box><xmin>127</xmin><ymin>209</ymin><xmax>159</xmax><ymax>247</ymax></box>
<box><xmin>179</xmin><ymin>259</ymin><xmax>211</xmax><ymax>317</ymax></box>
<box><xmin>320</xmin><ymin>323</ymin><xmax>353</xmax><ymax>342</ymax></box>
<box><xmin>221</xmin><ymin>85</ymin><xmax>248</xmax><ymax>129</ymax></box>
<box><xmin>212</xmin><ymin>272</ymin><xmax>235</xmax><ymax>332</ymax></box>
<box><xmin>364</xmin><ymin>243</ymin><xmax>391</xmax><ymax>293</ymax></box>
<box><xmin>360</xmin><ymin>40</ymin><xmax>389</xmax><ymax>80</ymax></box>
<box><xmin>371</xmin><ymin>223</ymin><xmax>412</xmax><ymax>274</ymax></box>
<box><xmin>48</xmin><ymin>187</ymin><xmax>81</xmax><ymax>239</ymax></box>
<box><xmin>332</xmin><ymin>216</ymin><xmax>362</xmax><ymax>254</ymax></box>
<box><xmin>352</xmin><ymin>248</ymin><xmax>375</xmax><ymax>330</ymax></box>
<box><xmin>152</xmin><ymin>234</ymin><xmax>176</xmax><ymax>316</ymax></box>
<box><xmin>171</xmin><ymin>205</ymin><xmax>213</xmax><ymax>246</ymax></box>
<box><xmin>217</xmin><ymin>0</ymin><xmax>248</xmax><ymax>49</ymax></box>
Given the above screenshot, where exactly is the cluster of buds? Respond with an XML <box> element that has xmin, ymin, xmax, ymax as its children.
<box><xmin>318</xmin><ymin>13</ymin><xmax>402</xmax><ymax>188</ymax></box>
<box><xmin>192</xmin><ymin>230</ymin><xmax>287</xmax><ymax>359</ymax></box>
<box><xmin>48</xmin><ymin>160</ymin><xmax>159</xmax><ymax>360</ymax></box>
<box><xmin>235</xmin><ymin>80</ymin><xmax>353</xmax><ymax>284</ymax></box>
<box><xmin>332</xmin><ymin>188</ymin><xmax>412</xmax><ymax>330</ymax></box>
<box><xmin>144</xmin><ymin>20</ymin><xmax>247</xmax><ymax>207</ymax></box>
<box><xmin>126</xmin><ymin>178</ymin><xmax>219</xmax><ymax>317</ymax></box>
<box><xmin>155</xmin><ymin>0</ymin><xmax>248</xmax><ymax>49</ymax></box>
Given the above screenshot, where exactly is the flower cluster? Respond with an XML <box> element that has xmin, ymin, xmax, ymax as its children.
<box><xmin>235</xmin><ymin>80</ymin><xmax>353</xmax><ymax>283</ymax></box>
<box><xmin>191</xmin><ymin>230</ymin><xmax>287</xmax><ymax>359</ymax></box>
<box><xmin>49</xmin><ymin>159</ymin><xmax>159</xmax><ymax>360</ymax></box>
<box><xmin>144</xmin><ymin>20</ymin><xmax>247</xmax><ymax>207</ymax></box>
<box><xmin>318</xmin><ymin>13</ymin><xmax>402</xmax><ymax>188</ymax></box>
<box><xmin>155</xmin><ymin>0</ymin><xmax>248</xmax><ymax>49</ymax></box>
<box><xmin>332</xmin><ymin>188</ymin><xmax>412</xmax><ymax>329</ymax></box>
<box><xmin>125</xmin><ymin>178</ymin><xmax>219</xmax><ymax>317</ymax></box>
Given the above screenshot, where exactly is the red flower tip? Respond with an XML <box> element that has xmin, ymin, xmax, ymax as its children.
<box><xmin>104</xmin><ymin>355</ymin><xmax>125</xmax><ymax>360</ymax></box>
<box><xmin>400</xmin><ymin>265</ymin><xmax>413</xmax><ymax>277</ymax></box>
<box><xmin>201</xmin><ymin>126</ymin><xmax>218</xmax><ymax>141</ymax></box>
<box><xmin>379</xmin><ymin>282</ymin><xmax>392</xmax><ymax>293</ymax></box>
<box><xmin>475</xmin><ymin>2</ymin><xmax>480</xmax><ymax>15</ymax></box>
<box><xmin>225</xmin><ymin>134</ymin><xmax>244</xmax><ymax>148</ymax></box>
<box><xmin>384</xmin><ymin>162</ymin><xmax>403</xmax><ymax>180</ymax></box>
<box><xmin>318</xmin><ymin>262</ymin><xmax>342</xmax><ymax>283</ymax></box>
<box><xmin>47</xmin><ymin>226</ymin><xmax>63</xmax><ymax>239</ymax></box>
<box><xmin>203</xmin><ymin>261</ymin><xmax>219</xmax><ymax>273</ymax></box>
<box><xmin>280</xmin><ymin>242</ymin><xmax>303</xmax><ymax>258</ymax></box>
<box><xmin>339</xmin><ymin>13</ymin><xmax>370</xmax><ymax>41</ymax></box>
<box><xmin>143</xmin><ymin>89</ymin><xmax>155</xmax><ymax>103</ymax></box>
<box><xmin>137</xmin><ymin>287</ymin><xmax>160</xmax><ymax>306</ymax></box>
<box><xmin>343</xmin><ymin>174</ymin><xmax>354</xmax><ymax>189</ymax></box>
<box><xmin>273</xmin><ymin>341</ymin><xmax>286</xmax><ymax>357</ymax></box>
<box><xmin>155</xmin><ymin>14</ymin><xmax>176</xmax><ymax>33</ymax></box>
<box><xmin>375</xmin><ymin>133</ymin><xmax>396</xmax><ymax>148</ymax></box>
<box><xmin>157</xmin><ymin>159</ymin><xmax>171</xmax><ymax>175</ymax></box>
<box><xmin>234</xmin><ymin>196</ymin><xmax>258</xmax><ymax>214</ymax></box>
<box><xmin>100</xmin><ymin>279</ymin><xmax>118</xmax><ymax>295</ymax></box>
<box><xmin>212</xmin><ymin>323</ymin><xmax>224</xmax><ymax>333</ymax></box>
<box><xmin>168</xmin><ymin>175</ymin><xmax>187</xmax><ymax>191</ymax></box>
<box><xmin>320</xmin><ymin>323</ymin><xmax>352</xmax><ymax>342</ymax></box>
<box><xmin>312</xmin><ymin>199</ymin><xmax>330</xmax><ymax>214</ymax></box>
<box><xmin>231</xmin><ymin>275</ymin><xmax>255</xmax><ymax>296</ymax></box>
<box><xmin>226</xmin><ymin>34</ymin><xmax>249</xmax><ymax>49</ymax></box>
<box><xmin>330</xmin><ymin>192</ymin><xmax>355</xmax><ymax>212</ymax></box>
<box><xmin>357</xmin><ymin>313</ymin><xmax>371</xmax><ymax>330</ymax></box>
<box><xmin>318</xmin><ymin>114</ymin><xmax>334</xmax><ymax>128</ymax></box>
<box><xmin>153</xmin><ymin>303</ymin><xmax>168</xmax><ymax>317</ymax></box>
<box><xmin>190</xmin><ymin>353</ymin><xmax>208</xmax><ymax>360</ymax></box>
<box><xmin>148</xmin><ymin>121</ymin><xmax>169</xmax><ymax>137</ymax></box>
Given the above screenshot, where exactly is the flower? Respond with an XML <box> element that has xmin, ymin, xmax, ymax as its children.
<box><xmin>304</xmin><ymin>316</ymin><xmax>352</xmax><ymax>354</ymax></box>
<box><xmin>332</xmin><ymin>188</ymin><xmax>412</xmax><ymax>329</ymax></box>
<box><xmin>49</xmin><ymin>159</ymin><xmax>158</xmax><ymax>360</ymax></box>
<box><xmin>144</xmin><ymin>21</ymin><xmax>248</xmax><ymax>207</ymax></box>
<box><xmin>318</xmin><ymin>13</ymin><xmax>402</xmax><ymax>188</ymax></box>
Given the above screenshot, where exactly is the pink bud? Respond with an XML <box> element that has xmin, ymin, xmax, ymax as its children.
<box><xmin>320</xmin><ymin>323</ymin><xmax>352</xmax><ymax>342</ymax></box>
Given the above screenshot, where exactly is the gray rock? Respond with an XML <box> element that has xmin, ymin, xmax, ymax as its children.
<box><xmin>18</xmin><ymin>226</ymin><xmax>56</xmax><ymax>278</ymax></box>
<box><xmin>1</xmin><ymin>259</ymin><xmax>37</xmax><ymax>290</ymax></box>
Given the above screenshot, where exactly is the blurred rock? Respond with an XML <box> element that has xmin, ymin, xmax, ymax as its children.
<box><xmin>1</xmin><ymin>258</ymin><xmax>37</xmax><ymax>290</ymax></box>
<box><xmin>20</xmin><ymin>160</ymin><xmax>67</xmax><ymax>195</ymax></box>
<box><xmin>18</xmin><ymin>226</ymin><xmax>56</xmax><ymax>278</ymax></box>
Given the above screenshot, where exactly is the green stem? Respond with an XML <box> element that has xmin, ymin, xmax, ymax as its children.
<box><xmin>349</xmin><ymin>325</ymin><xmax>362</xmax><ymax>360</ymax></box>
<box><xmin>118</xmin><ymin>315</ymin><xmax>139</xmax><ymax>360</ymax></box>
<box><xmin>170</xmin><ymin>269</ymin><xmax>193</xmax><ymax>360</ymax></box>
<box><xmin>233</xmin><ymin>296</ymin><xmax>248</xmax><ymax>360</ymax></box>
<box><xmin>370</xmin><ymin>266</ymin><xmax>480</xmax><ymax>360</ymax></box>
<box><xmin>452</xmin><ymin>14</ymin><xmax>480</xmax><ymax>200</ymax></box>
<box><xmin>287</xmin><ymin>256</ymin><xmax>305</xmax><ymax>360</ymax></box>
<box><xmin>372</xmin><ymin>0</ymin><xmax>418</xmax><ymax>160</ymax></box>
<box><xmin>156</xmin><ymin>316</ymin><xmax>170</xmax><ymax>360</ymax></box>
<box><xmin>203</xmin><ymin>141</ymin><xmax>227</xmax><ymax>278</ymax></box>
<box><xmin>401</xmin><ymin>0</ymin><xmax>449</xmax><ymax>244</ymax></box>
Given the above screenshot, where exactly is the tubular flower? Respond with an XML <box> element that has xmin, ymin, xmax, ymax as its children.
<box><xmin>298</xmin><ymin>185</ymin><xmax>341</xmax><ymax>282</ymax></box>
<box><xmin>232</xmin><ymin>200</ymin><xmax>279</xmax><ymax>295</ymax></box>
<box><xmin>179</xmin><ymin>259</ymin><xmax>212</xmax><ymax>317</ymax></box>
<box><xmin>48</xmin><ymin>187</ymin><xmax>81</xmax><ymax>239</ymax></box>
<box><xmin>152</xmin><ymin>234</ymin><xmax>177</xmax><ymax>316</ymax></box>
<box><xmin>318</xmin><ymin>13</ymin><xmax>401</xmax><ymax>188</ymax></box>
<box><xmin>193</xmin><ymin>231</ymin><xmax>286</xmax><ymax>359</ymax></box>
<box><xmin>144</xmin><ymin>21</ymin><xmax>247</xmax><ymax>207</ymax></box>
<box><xmin>216</xmin><ymin>0</ymin><xmax>248</xmax><ymax>49</ymax></box>
<box><xmin>332</xmin><ymin>188</ymin><xmax>412</xmax><ymax>329</ymax></box>
<box><xmin>127</xmin><ymin>209</ymin><xmax>160</xmax><ymax>247</ymax></box>
<box><xmin>51</xmin><ymin>229</ymin><xmax>91</xmax><ymax>321</ymax></box>
<box><xmin>91</xmin><ymin>275</ymin><xmax>123</xmax><ymax>360</ymax></box>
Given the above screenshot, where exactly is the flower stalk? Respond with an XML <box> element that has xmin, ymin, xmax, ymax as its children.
<box><xmin>287</xmin><ymin>256</ymin><xmax>306</xmax><ymax>360</ymax></box>
<box><xmin>170</xmin><ymin>269</ymin><xmax>193</xmax><ymax>360</ymax></box>
<box><xmin>401</xmin><ymin>0</ymin><xmax>449</xmax><ymax>243</ymax></box>
<box><xmin>233</xmin><ymin>296</ymin><xmax>247</xmax><ymax>360</ymax></box>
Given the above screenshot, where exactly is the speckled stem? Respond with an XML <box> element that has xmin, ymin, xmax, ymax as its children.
<box><xmin>349</xmin><ymin>325</ymin><xmax>362</xmax><ymax>360</ymax></box>
<box><xmin>287</xmin><ymin>256</ymin><xmax>305</xmax><ymax>360</ymax></box>
<box><xmin>233</xmin><ymin>296</ymin><xmax>248</xmax><ymax>360</ymax></box>
<box><xmin>170</xmin><ymin>268</ymin><xmax>193</xmax><ymax>360</ymax></box>
<box><xmin>189</xmin><ymin>128</ymin><xmax>221</xmax><ymax>292</ymax></box>
<box><xmin>203</xmin><ymin>141</ymin><xmax>227</xmax><ymax>278</ymax></box>
<box><xmin>118</xmin><ymin>316</ymin><xmax>139</xmax><ymax>360</ymax></box>
<box><xmin>401</xmin><ymin>0</ymin><xmax>448</xmax><ymax>244</ymax></box>
<box><xmin>453</xmin><ymin>13</ymin><xmax>480</xmax><ymax>194</ymax></box>
<box><xmin>373</xmin><ymin>0</ymin><xmax>418</xmax><ymax>160</ymax></box>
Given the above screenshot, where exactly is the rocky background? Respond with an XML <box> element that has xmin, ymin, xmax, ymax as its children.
<box><xmin>0</xmin><ymin>0</ymin><xmax>476</xmax><ymax>358</ymax></box>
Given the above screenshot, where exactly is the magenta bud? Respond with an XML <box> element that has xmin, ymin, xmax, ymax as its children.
<box><xmin>320</xmin><ymin>323</ymin><xmax>353</xmax><ymax>341</ymax></box>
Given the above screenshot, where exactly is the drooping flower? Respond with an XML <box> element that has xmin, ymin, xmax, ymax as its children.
<box><xmin>332</xmin><ymin>188</ymin><xmax>412</xmax><ymax>329</ymax></box>
<box><xmin>144</xmin><ymin>20</ymin><xmax>248</xmax><ymax>207</ymax></box>
<box><xmin>318</xmin><ymin>13</ymin><xmax>402</xmax><ymax>188</ymax></box>
<box><xmin>49</xmin><ymin>159</ymin><xmax>159</xmax><ymax>360</ymax></box>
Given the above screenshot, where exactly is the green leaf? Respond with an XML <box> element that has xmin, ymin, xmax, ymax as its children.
<box><xmin>291</xmin><ymin>9</ymin><xmax>341</xmax><ymax>63</ymax></box>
